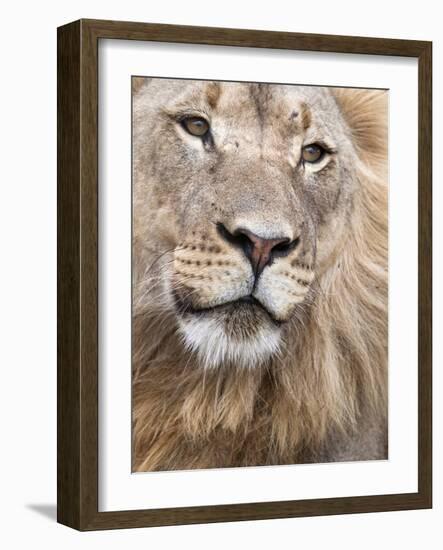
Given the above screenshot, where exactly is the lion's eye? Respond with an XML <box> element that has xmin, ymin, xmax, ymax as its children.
<box><xmin>181</xmin><ymin>117</ymin><xmax>210</xmax><ymax>137</ymax></box>
<box><xmin>302</xmin><ymin>144</ymin><xmax>325</xmax><ymax>163</ymax></box>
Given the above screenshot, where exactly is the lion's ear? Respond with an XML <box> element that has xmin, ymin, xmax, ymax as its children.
<box><xmin>333</xmin><ymin>88</ymin><xmax>388</xmax><ymax>171</ymax></box>
<box><xmin>132</xmin><ymin>76</ymin><xmax>151</xmax><ymax>95</ymax></box>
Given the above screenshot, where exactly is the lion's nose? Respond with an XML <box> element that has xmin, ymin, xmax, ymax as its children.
<box><xmin>217</xmin><ymin>223</ymin><xmax>300</xmax><ymax>277</ymax></box>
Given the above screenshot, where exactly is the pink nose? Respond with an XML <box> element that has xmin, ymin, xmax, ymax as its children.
<box><xmin>237</xmin><ymin>228</ymin><xmax>290</xmax><ymax>275</ymax></box>
<box><xmin>217</xmin><ymin>223</ymin><xmax>299</xmax><ymax>277</ymax></box>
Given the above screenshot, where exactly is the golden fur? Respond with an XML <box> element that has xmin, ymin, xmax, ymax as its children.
<box><xmin>132</xmin><ymin>80</ymin><xmax>388</xmax><ymax>471</ymax></box>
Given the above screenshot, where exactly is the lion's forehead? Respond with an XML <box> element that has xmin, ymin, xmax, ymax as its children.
<box><xmin>171</xmin><ymin>81</ymin><xmax>338</xmax><ymax>137</ymax></box>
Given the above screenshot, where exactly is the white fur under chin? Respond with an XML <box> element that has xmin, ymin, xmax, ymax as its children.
<box><xmin>178</xmin><ymin>316</ymin><xmax>282</xmax><ymax>370</ymax></box>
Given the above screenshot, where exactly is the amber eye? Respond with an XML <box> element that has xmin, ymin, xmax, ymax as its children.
<box><xmin>181</xmin><ymin>117</ymin><xmax>210</xmax><ymax>137</ymax></box>
<box><xmin>302</xmin><ymin>144</ymin><xmax>325</xmax><ymax>163</ymax></box>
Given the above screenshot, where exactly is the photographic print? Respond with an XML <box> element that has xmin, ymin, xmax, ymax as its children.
<box><xmin>58</xmin><ymin>19</ymin><xmax>432</xmax><ymax>529</ymax></box>
<box><xmin>132</xmin><ymin>77</ymin><xmax>388</xmax><ymax>472</ymax></box>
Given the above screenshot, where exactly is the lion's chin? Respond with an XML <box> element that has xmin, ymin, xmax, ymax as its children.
<box><xmin>177</xmin><ymin>302</ymin><xmax>282</xmax><ymax>369</ymax></box>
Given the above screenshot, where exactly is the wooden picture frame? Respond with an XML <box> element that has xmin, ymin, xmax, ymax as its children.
<box><xmin>57</xmin><ymin>18</ymin><xmax>432</xmax><ymax>530</ymax></box>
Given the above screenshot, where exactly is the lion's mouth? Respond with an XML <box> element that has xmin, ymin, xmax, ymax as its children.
<box><xmin>173</xmin><ymin>293</ymin><xmax>282</xmax><ymax>327</ymax></box>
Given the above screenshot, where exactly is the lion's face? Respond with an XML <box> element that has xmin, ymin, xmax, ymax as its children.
<box><xmin>134</xmin><ymin>80</ymin><xmax>360</xmax><ymax>368</ymax></box>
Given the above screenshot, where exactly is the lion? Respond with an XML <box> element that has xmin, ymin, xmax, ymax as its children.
<box><xmin>132</xmin><ymin>77</ymin><xmax>388</xmax><ymax>471</ymax></box>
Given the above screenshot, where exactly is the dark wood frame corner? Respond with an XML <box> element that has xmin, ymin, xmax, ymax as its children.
<box><xmin>57</xmin><ymin>18</ymin><xmax>432</xmax><ymax>531</ymax></box>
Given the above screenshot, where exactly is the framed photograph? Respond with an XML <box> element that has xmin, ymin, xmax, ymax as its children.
<box><xmin>57</xmin><ymin>19</ymin><xmax>432</xmax><ymax>530</ymax></box>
